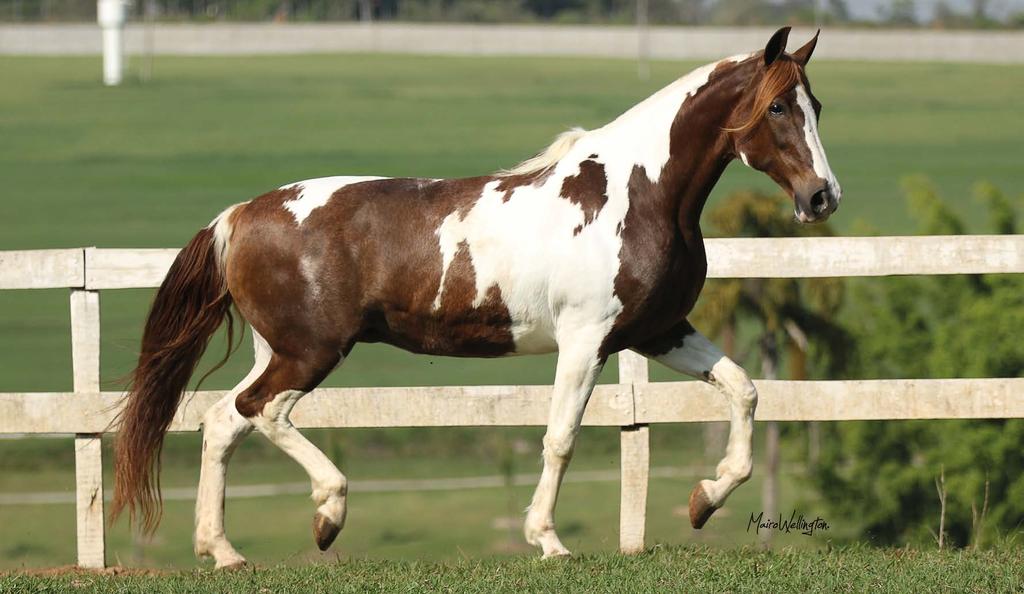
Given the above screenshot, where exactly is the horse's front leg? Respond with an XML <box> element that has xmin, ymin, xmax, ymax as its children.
<box><xmin>524</xmin><ymin>328</ymin><xmax>605</xmax><ymax>558</ymax></box>
<box><xmin>637</xmin><ymin>320</ymin><xmax>758</xmax><ymax>528</ymax></box>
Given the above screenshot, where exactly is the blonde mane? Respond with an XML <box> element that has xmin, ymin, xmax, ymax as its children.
<box><xmin>498</xmin><ymin>127</ymin><xmax>588</xmax><ymax>177</ymax></box>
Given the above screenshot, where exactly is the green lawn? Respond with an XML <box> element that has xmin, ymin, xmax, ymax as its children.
<box><xmin>3</xmin><ymin>546</ymin><xmax>1021</xmax><ymax>592</ymax></box>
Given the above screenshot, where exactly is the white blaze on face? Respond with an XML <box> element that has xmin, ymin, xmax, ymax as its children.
<box><xmin>794</xmin><ymin>85</ymin><xmax>841</xmax><ymax>201</ymax></box>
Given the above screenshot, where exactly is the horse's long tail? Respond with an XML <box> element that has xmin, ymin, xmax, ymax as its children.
<box><xmin>110</xmin><ymin>208</ymin><xmax>240</xmax><ymax>533</ymax></box>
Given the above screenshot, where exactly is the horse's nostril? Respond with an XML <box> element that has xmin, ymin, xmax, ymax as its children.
<box><xmin>810</xmin><ymin>190</ymin><xmax>828</xmax><ymax>215</ymax></box>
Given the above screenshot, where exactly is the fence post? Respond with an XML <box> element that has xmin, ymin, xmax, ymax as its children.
<box><xmin>70</xmin><ymin>287</ymin><xmax>106</xmax><ymax>568</ymax></box>
<box><xmin>618</xmin><ymin>350</ymin><xmax>649</xmax><ymax>554</ymax></box>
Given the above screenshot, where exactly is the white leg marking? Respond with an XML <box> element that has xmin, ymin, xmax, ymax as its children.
<box><xmin>194</xmin><ymin>328</ymin><xmax>269</xmax><ymax>568</ymax></box>
<box><xmin>524</xmin><ymin>325</ymin><xmax>606</xmax><ymax>558</ymax></box>
<box><xmin>250</xmin><ymin>382</ymin><xmax>348</xmax><ymax>533</ymax></box>
<box><xmin>795</xmin><ymin>85</ymin><xmax>841</xmax><ymax>201</ymax></box>
<box><xmin>651</xmin><ymin>331</ymin><xmax>757</xmax><ymax>508</ymax></box>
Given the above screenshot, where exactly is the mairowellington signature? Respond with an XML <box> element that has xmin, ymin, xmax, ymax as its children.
<box><xmin>747</xmin><ymin>510</ymin><xmax>830</xmax><ymax>536</ymax></box>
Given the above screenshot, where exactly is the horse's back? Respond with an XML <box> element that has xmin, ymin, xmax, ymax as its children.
<box><xmin>224</xmin><ymin>174</ymin><xmax>559</xmax><ymax>357</ymax></box>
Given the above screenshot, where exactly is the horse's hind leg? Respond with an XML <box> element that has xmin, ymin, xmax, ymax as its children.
<box><xmin>235</xmin><ymin>347</ymin><xmax>348</xmax><ymax>551</ymax></box>
<box><xmin>193</xmin><ymin>329</ymin><xmax>269</xmax><ymax>569</ymax></box>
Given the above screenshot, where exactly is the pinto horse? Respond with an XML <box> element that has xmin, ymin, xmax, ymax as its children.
<box><xmin>111</xmin><ymin>27</ymin><xmax>840</xmax><ymax>567</ymax></box>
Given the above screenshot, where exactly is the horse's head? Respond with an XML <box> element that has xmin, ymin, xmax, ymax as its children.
<box><xmin>726</xmin><ymin>27</ymin><xmax>841</xmax><ymax>224</ymax></box>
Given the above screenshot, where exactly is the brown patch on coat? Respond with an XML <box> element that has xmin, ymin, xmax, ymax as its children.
<box><xmin>635</xmin><ymin>319</ymin><xmax>695</xmax><ymax>357</ymax></box>
<box><xmin>495</xmin><ymin>167</ymin><xmax>556</xmax><ymax>202</ymax></box>
<box><xmin>599</xmin><ymin>57</ymin><xmax>762</xmax><ymax>357</ymax></box>
<box><xmin>413</xmin><ymin>240</ymin><xmax>515</xmax><ymax>356</ymax></box>
<box><xmin>226</xmin><ymin>186</ymin><xmax>344</xmax><ymax>418</ymax></box>
<box><xmin>224</xmin><ymin>174</ymin><xmax>519</xmax><ymax>419</ymax></box>
<box><xmin>561</xmin><ymin>159</ymin><xmax>608</xmax><ymax>236</ymax></box>
<box><xmin>224</xmin><ymin>165</ymin><xmax>617</xmax><ymax>416</ymax></box>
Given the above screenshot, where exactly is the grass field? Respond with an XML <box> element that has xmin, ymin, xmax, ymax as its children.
<box><xmin>1</xmin><ymin>55</ymin><xmax>1023</xmax><ymax>394</ymax></box>
<box><xmin>1</xmin><ymin>54</ymin><xmax>1022</xmax><ymax>573</ymax></box>
<box><xmin>3</xmin><ymin>546</ymin><xmax>1022</xmax><ymax>592</ymax></box>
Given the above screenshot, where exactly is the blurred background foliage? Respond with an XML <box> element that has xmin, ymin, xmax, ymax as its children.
<box><xmin>810</xmin><ymin>179</ymin><xmax>1024</xmax><ymax>548</ymax></box>
<box><xmin>692</xmin><ymin>179</ymin><xmax>1024</xmax><ymax>550</ymax></box>
<box><xmin>689</xmin><ymin>179</ymin><xmax>1024</xmax><ymax>550</ymax></box>
<box><xmin>659</xmin><ymin>177</ymin><xmax>1019</xmax><ymax>553</ymax></box>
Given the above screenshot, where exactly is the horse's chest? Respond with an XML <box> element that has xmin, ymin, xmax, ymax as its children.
<box><xmin>604</xmin><ymin>231</ymin><xmax>707</xmax><ymax>351</ymax></box>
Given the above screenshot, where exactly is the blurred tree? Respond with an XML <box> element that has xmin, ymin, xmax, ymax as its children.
<box><xmin>709</xmin><ymin>0</ymin><xmax>772</xmax><ymax>24</ymax></box>
<box><xmin>971</xmin><ymin>0</ymin><xmax>988</xmax><ymax>21</ymax></box>
<box><xmin>884</xmin><ymin>0</ymin><xmax>918</xmax><ymax>25</ymax></box>
<box><xmin>932</xmin><ymin>1</ymin><xmax>966</xmax><ymax>28</ymax></box>
<box><xmin>827</xmin><ymin>0</ymin><xmax>848</xmax><ymax>21</ymax></box>
<box><xmin>812</xmin><ymin>178</ymin><xmax>1024</xmax><ymax>548</ymax></box>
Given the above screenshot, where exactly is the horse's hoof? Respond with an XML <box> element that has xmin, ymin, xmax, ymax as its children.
<box><xmin>541</xmin><ymin>549</ymin><xmax>572</xmax><ymax>560</ymax></box>
<box><xmin>216</xmin><ymin>559</ymin><xmax>248</xmax><ymax>571</ymax></box>
<box><xmin>688</xmin><ymin>483</ymin><xmax>718</xmax><ymax>529</ymax></box>
<box><xmin>313</xmin><ymin>512</ymin><xmax>342</xmax><ymax>551</ymax></box>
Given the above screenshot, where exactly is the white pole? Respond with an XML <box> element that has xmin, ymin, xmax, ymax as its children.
<box><xmin>101</xmin><ymin>25</ymin><xmax>123</xmax><ymax>85</ymax></box>
<box><xmin>97</xmin><ymin>0</ymin><xmax>129</xmax><ymax>86</ymax></box>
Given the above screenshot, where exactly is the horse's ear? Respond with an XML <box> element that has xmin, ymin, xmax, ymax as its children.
<box><xmin>792</xmin><ymin>29</ymin><xmax>820</xmax><ymax>65</ymax></box>
<box><xmin>764</xmin><ymin>26</ymin><xmax>791</xmax><ymax>67</ymax></box>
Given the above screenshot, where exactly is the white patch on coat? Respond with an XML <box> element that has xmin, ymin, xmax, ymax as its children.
<box><xmin>431</xmin><ymin>55</ymin><xmax>750</xmax><ymax>354</ymax></box>
<box><xmin>281</xmin><ymin>176</ymin><xmax>384</xmax><ymax>225</ymax></box>
<box><xmin>209</xmin><ymin>202</ymin><xmax>244</xmax><ymax>272</ymax></box>
<box><xmin>300</xmin><ymin>255</ymin><xmax>322</xmax><ymax>302</ymax></box>
<box><xmin>739</xmin><ymin>151</ymin><xmax>752</xmax><ymax>168</ymax></box>
<box><xmin>794</xmin><ymin>85</ymin><xmax>841</xmax><ymax>201</ymax></box>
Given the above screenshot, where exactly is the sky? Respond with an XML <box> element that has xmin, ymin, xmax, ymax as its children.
<box><xmin>842</xmin><ymin>0</ymin><xmax>1024</xmax><ymax>21</ymax></box>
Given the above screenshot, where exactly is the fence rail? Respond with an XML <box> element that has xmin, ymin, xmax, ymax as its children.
<box><xmin>5</xmin><ymin>377</ymin><xmax>1024</xmax><ymax>435</ymax></box>
<box><xmin>3</xmin><ymin>24</ymin><xmax>1024</xmax><ymax>64</ymax></box>
<box><xmin>1</xmin><ymin>235</ymin><xmax>1022</xmax><ymax>568</ymax></box>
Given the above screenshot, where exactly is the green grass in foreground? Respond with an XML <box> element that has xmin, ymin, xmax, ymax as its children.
<box><xmin>3</xmin><ymin>546</ymin><xmax>1022</xmax><ymax>593</ymax></box>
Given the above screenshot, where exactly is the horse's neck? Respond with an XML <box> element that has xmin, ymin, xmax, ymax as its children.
<box><xmin>670</xmin><ymin>145</ymin><xmax>731</xmax><ymax>245</ymax></box>
<box><xmin>594</xmin><ymin>60</ymin><xmax>742</xmax><ymax>244</ymax></box>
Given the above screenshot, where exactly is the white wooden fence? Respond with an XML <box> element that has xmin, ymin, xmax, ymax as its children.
<box><xmin>2</xmin><ymin>236</ymin><xmax>1023</xmax><ymax>568</ymax></box>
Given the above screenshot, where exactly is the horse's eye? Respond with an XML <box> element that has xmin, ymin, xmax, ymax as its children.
<box><xmin>768</xmin><ymin>102</ymin><xmax>784</xmax><ymax>116</ymax></box>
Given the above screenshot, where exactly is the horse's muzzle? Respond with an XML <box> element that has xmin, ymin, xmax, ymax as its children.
<box><xmin>795</xmin><ymin>180</ymin><xmax>839</xmax><ymax>224</ymax></box>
